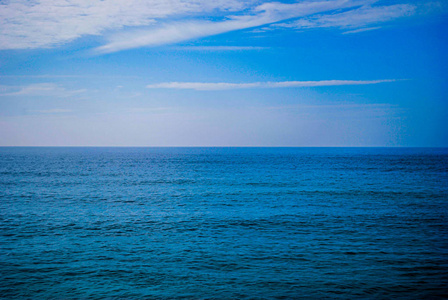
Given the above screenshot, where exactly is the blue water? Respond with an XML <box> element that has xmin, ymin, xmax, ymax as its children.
<box><xmin>1</xmin><ymin>147</ymin><xmax>447</xmax><ymax>299</ymax></box>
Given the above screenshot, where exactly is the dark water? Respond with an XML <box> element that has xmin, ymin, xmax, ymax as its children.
<box><xmin>1</xmin><ymin>147</ymin><xmax>447</xmax><ymax>299</ymax></box>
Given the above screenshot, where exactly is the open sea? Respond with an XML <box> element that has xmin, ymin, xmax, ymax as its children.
<box><xmin>0</xmin><ymin>147</ymin><xmax>447</xmax><ymax>299</ymax></box>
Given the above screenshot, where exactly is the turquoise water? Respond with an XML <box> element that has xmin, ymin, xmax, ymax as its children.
<box><xmin>1</xmin><ymin>147</ymin><xmax>447</xmax><ymax>298</ymax></box>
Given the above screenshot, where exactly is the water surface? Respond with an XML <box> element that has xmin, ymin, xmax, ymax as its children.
<box><xmin>1</xmin><ymin>147</ymin><xmax>447</xmax><ymax>298</ymax></box>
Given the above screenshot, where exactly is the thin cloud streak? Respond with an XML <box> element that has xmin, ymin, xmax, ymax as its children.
<box><xmin>95</xmin><ymin>0</ymin><xmax>373</xmax><ymax>54</ymax></box>
<box><xmin>0</xmin><ymin>83</ymin><xmax>86</xmax><ymax>97</ymax></box>
<box><xmin>343</xmin><ymin>27</ymin><xmax>381</xmax><ymax>34</ymax></box>
<box><xmin>174</xmin><ymin>46</ymin><xmax>269</xmax><ymax>51</ymax></box>
<box><xmin>0</xmin><ymin>75</ymin><xmax>141</xmax><ymax>79</ymax></box>
<box><xmin>146</xmin><ymin>79</ymin><xmax>396</xmax><ymax>91</ymax></box>
<box><xmin>273</xmin><ymin>4</ymin><xmax>416</xmax><ymax>31</ymax></box>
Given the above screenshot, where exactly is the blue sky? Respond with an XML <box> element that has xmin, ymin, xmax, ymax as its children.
<box><xmin>0</xmin><ymin>0</ymin><xmax>446</xmax><ymax>146</ymax></box>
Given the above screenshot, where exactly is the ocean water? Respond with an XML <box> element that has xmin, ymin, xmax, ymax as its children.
<box><xmin>1</xmin><ymin>147</ymin><xmax>447</xmax><ymax>299</ymax></box>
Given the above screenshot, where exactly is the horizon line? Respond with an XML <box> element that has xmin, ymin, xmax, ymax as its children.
<box><xmin>0</xmin><ymin>146</ymin><xmax>445</xmax><ymax>148</ymax></box>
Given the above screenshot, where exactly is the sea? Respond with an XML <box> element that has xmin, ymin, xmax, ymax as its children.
<box><xmin>1</xmin><ymin>147</ymin><xmax>447</xmax><ymax>299</ymax></box>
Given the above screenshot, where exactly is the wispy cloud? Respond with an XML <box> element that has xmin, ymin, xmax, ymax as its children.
<box><xmin>264</xmin><ymin>103</ymin><xmax>396</xmax><ymax>110</ymax></box>
<box><xmin>174</xmin><ymin>46</ymin><xmax>269</xmax><ymax>51</ymax></box>
<box><xmin>146</xmin><ymin>79</ymin><xmax>396</xmax><ymax>91</ymax></box>
<box><xmin>342</xmin><ymin>27</ymin><xmax>381</xmax><ymax>34</ymax></box>
<box><xmin>271</xmin><ymin>4</ymin><xmax>416</xmax><ymax>33</ymax></box>
<box><xmin>0</xmin><ymin>83</ymin><xmax>86</xmax><ymax>97</ymax></box>
<box><xmin>0</xmin><ymin>74</ymin><xmax>140</xmax><ymax>79</ymax></box>
<box><xmin>1</xmin><ymin>0</ymin><xmax>443</xmax><ymax>52</ymax></box>
<box><xmin>0</xmin><ymin>0</ymin><xmax>253</xmax><ymax>50</ymax></box>
<box><xmin>94</xmin><ymin>0</ymin><xmax>373</xmax><ymax>54</ymax></box>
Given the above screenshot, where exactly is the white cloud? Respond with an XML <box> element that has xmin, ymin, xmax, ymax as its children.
<box><xmin>94</xmin><ymin>0</ymin><xmax>373</xmax><ymax>53</ymax></box>
<box><xmin>0</xmin><ymin>83</ymin><xmax>86</xmax><ymax>97</ymax></box>
<box><xmin>0</xmin><ymin>0</ymin><xmax>254</xmax><ymax>49</ymax></box>
<box><xmin>0</xmin><ymin>0</ymin><xmax>439</xmax><ymax>52</ymax></box>
<box><xmin>174</xmin><ymin>46</ymin><xmax>269</xmax><ymax>51</ymax></box>
<box><xmin>146</xmin><ymin>79</ymin><xmax>396</xmax><ymax>91</ymax></box>
<box><xmin>342</xmin><ymin>27</ymin><xmax>381</xmax><ymax>34</ymax></box>
<box><xmin>273</xmin><ymin>4</ymin><xmax>416</xmax><ymax>31</ymax></box>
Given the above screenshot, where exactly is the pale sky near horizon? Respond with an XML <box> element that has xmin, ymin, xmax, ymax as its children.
<box><xmin>0</xmin><ymin>0</ymin><xmax>447</xmax><ymax>146</ymax></box>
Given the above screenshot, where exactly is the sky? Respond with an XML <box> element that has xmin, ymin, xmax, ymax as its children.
<box><xmin>0</xmin><ymin>0</ymin><xmax>447</xmax><ymax>147</ymax></box>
